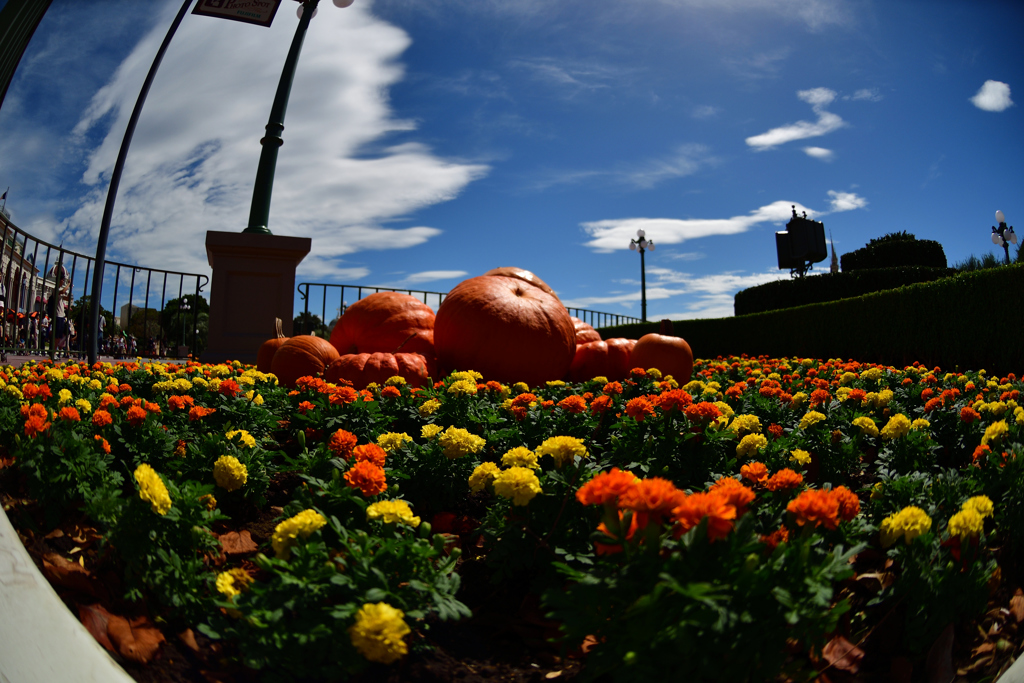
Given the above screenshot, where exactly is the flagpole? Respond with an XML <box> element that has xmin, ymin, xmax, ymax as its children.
<box><xmin>88</xmin><ymin>0</ymin><xmax>193</xmax><ymax>366</ymax></box>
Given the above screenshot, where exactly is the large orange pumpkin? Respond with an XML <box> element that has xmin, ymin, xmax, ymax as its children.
<box><xmin>257</xmin><ymin>318</ymin><xmax>288</xmax><ymax>374</ymax></box>
<box><xmin>482</xmin><ymin>267</ymin><xmax>559</xmax><ymax>300</ymax></box>
<box><xmin>434</xmin><ymin>275</ymin><xmax>575</xmax><ymax>387</ymax></box>
<box><xmin>271</xmin><ymin>335</ymin><xmax>341</xmax><ymax>388</ymax></box>
<box><xmin>630</xmin><ymin>333</ymin><xmax>693</xmax><ymax>384</ymax></box>
<box><xmin>324</xmin><ymin>352</ymin><xmax>434</xmax><ymax>389</ymax></box>
<box><xmin>570</xmin><ymin>316</ymin><xmax>601</xmax><ymax>344</ymax></box>
<box><xmin>329</xmin><ymin>292</ymin><xmax>435</xmax><ymax>358</ymax></box>
<box><xmin>567</xmin><ymin>338</ymin><xmax>635</xmax><ymax>382</ymax></box>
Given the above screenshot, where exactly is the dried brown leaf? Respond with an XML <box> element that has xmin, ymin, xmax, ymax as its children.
<box><xmin>107</xmin><ymin>614</ymin><xmax>166</xmax><ymax>664</ymax></box>
<box><xmin>822</xmin><ymin>635</ymin><xmax>864</xmax><ymax>673</ymax></box>
<box><xmin>1010</xmin><ymin>590</ymin><xmax>1024</xmax><ymax>623</ymax></box>
<box><xmin>78</xmin><ymin>603</ymin><xmax>116</xmax><ymax>652</ymax></box>
<box><xmin>218</xmin><ymin>530</ymin><xmax>258</xmax><ymax>555</ymax></box>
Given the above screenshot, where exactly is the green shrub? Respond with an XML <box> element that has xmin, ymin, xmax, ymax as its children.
<box><xmin>841</xmin><ymin>232</ymin><xmax>947</xmax><ymax>271</ymax></box>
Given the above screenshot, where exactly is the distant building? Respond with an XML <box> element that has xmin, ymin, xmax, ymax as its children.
<box><xmin>1</xmin><ymin>211</ymin><xmax>65</xmax><ymax>316</ymax></box>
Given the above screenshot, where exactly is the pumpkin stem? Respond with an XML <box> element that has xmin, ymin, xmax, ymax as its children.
<box><xmin>393</xmin><ymin>332</ymin><xmax>417</xmax><ymax>354</ymax></box>
<box><xmin>274</xmin><ymin>317</ymin><xmax>285</xmax><ymax>339</ymax></box>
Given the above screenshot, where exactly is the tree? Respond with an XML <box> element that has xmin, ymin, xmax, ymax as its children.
<box><xmin>161</xmin><ymin>295</ymin><xmax>209</xmax><ymax>355</ymax></box>
<box><xmin>294</xmin><ymin>311</ymin><xmax>329</xmax><ymax>337</ymax></box>
<box><xmin>68</xmin><ymin>295</ymin><xmax>115</xmax><ymax>336</ymax></box>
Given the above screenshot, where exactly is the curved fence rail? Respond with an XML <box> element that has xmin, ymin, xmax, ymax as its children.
<box><xmin>296</xmin><ymin>282</ymin><xmax>643</xmax><ymax>335</ymax></box>
<box><xmin>0</xmin><ymin>215</ymin><xmax>208</xmax><ymax>362</ymax></box>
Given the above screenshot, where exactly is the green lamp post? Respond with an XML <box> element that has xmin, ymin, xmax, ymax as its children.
<box><xmin>244</xmin><ymin>0</ymin><xmax>355</xmax><ymax>235</ymax></box>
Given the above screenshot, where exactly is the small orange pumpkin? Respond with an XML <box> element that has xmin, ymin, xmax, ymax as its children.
<box><xmin>324</xmin><ymin>352</ymin><xmax>434</xmax><ymax>389</ymax></box>
<box><xmin>629</xmin><ymin>333</ymin><xmax>693</xmax><ymax>384</ymax></box>
<box><xmin>571</xmin><ymin>316</ymin><xmax>602</xmax><ymax>344</ymax></box>
<box><xmin>329</xmin><ymin>292</ymin><xmax>435</xmax><ymax>358</ymax></box>
<box><xmin>257</xmin><ymin>318</ymin><xmax>288</xmax><ymax>374</ymax></box>
<box><xmin>271</xmin><ymin>335</ymin><xmax>341</xmax><ymax>388</ymax></box>
<box><xmin>567</xmin><ymin>338</ymin><xmax>635</xmax><ymax>382</ymax></box>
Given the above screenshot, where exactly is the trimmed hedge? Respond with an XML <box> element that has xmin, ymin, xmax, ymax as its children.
<box><xmin>599</xmin><ymin>264</ymin><xmax>1024</xmax><ymax>376</ymax></box>
<box><xmin>841</xmin><ymin>234</ymin><xmax>947</xmax><ymax>271</ymax></box>
<box><xmin>733</xmin><ymin>266</ymin><xmax>955</xmax><ymax>316</ymax></box>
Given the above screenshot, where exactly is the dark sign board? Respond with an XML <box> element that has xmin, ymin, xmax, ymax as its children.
<box><xmin>192</xmin><ymin>0</ymin><xmax>284</xmax><ymax>28</ymax></box>
<box><xmin>776</xmin><ymin>215</ymin><xmax>827</xmax><ymax>270</ymax></box>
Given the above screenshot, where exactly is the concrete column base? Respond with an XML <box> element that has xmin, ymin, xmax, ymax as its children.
<box><xmin>202</xmin><ymin>231</ymin><xmax>311</xmax><ymax>364</ymax></box>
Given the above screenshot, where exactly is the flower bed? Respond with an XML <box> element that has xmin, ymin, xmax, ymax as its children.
<box><xmin>1</xmin><ymin>356</ymin><xmax>1024</xmax><ymax>681</ymax></box>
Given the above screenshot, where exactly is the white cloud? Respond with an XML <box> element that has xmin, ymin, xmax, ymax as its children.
<box><xmin>580</xmin><ymin>200</ymin><xmax>813</xmax><ymax>252</ymax></box>
<box><xmin>803</xmin><ymin>146</ymin><xmax>834</xmax><ymax>160</ymax></box>
<box><xmin>384</xmin><ymin>270</ymin><xmax>469</xmax><ymax>287</ymax></box>
<box><xmin>509</xmin><ymin>57</ymin><xmax>634</xmax><ymax>96</ymax></box>
<box><xmin>847</xmin><ymin>88</ymin><xmax>882</xmax><ymax>101</ymax></box>
<box><xmin>826</xmin><ymin>190</ymin><xmax>867</xmax><ymax>212</ymax></box>
<box><xmin>691</xmin><ymin>105</ymin><xmax>720</xmax><ymax>119</ymax></box>
<box><xmin>746</xmin><ymin>87</ymin><xmax>847</xmax><ymax>150</ymax></box>
<box><xmin>57</xmin><ymin>3</ymin><xmax>488</xmax><ymax>277</ymax></box>
<box><xmin>532</xmin><ymin>144</ymin><xmax>715</xmax><ymax>191</ymax></box>
<box><xmin>970</xmin><ymin>80</ymin><xmax>1013</xmax><ymax>112</ymax></box>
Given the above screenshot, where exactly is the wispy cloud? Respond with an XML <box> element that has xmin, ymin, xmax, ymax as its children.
<box><xmin>509</xmin><ymin>57</ymin><xmax>635</xmax><ymax>97</ymax></box>
<box><xmin>725</xmin><ymin>48</ymin><xmax>791</xmax><ymax>82</ymax></box>
<box><xmin>846</xmin><ymin>88</ymin><xmax>882</xmax><ymax>102</ymax></box>
<box><xmin>746</xmin><ymin>87</ymin><xmax>846</xmax><ymax>150</ymax></box>
<box><xmin>826</xmin><ymin>190</ymin><xmax>867</xmax><ymax>212</ymax></box>
<box><xmin>532</xmin><ymin>144</ymin><xmax>715</xmax><ymax>191</ymax></box>
<box><xmin>691</xmin><ymin>105</ymin><xmax>720</xmax><ymax>119</ymax></box>
<box><xmin>970</xmin><ymin>80</ymin><xmax>1013</xmax><ymax>112</ymax></box>
<box><xmin>657</xmin><ymin>0</ymin><xmax>855</xmax><ymax>32</ymax></box>
<box><xmin>376</xmin><ymin>270</ymin><xmax>470</xmax><ymax>288</ymax></box>
<box><xmin>46</xmin><ymin>3</ymin><xmax>487</xmax><ymax>279</ymax></box>
<box><xmin>803</xmin><ymin>146</ymin><xmax>834</xmax><ymax>161</ymax></box>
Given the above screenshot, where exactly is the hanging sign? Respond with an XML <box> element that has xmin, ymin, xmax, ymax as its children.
<box><xmin>192</xmin><ymin>0</ymin><xmax>284</xmax><ymax>28</ymax></box>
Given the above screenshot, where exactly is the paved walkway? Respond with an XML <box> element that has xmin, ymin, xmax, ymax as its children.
<box><xmin>1</xmin><ymin>353</ymin><xmax>189</xmax><ymax>367</ymax></box>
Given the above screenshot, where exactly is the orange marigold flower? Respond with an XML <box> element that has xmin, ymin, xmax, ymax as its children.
<box><xmin>126</xmin><ymin>405</ymin><xmax>148</xmax><ymax>426</ymax></box>
<box><xmin>740</xmin><ymin>461</ymin><xmax>769</xmax><ymax>485</ymax></box>
<box><xmin>486</xmin><ymin>381</ymin><xmax>503</xmax><ymax>392</ymax></box>
<box><xmin>219</xmin><ymin>379</ymin><xmax>241</xmax><ymax>397</ymax></box>
<box><xmin>760</xmin><ymin>525</ymin><xmax>790</xmax><ymax>552</ymax></box>
<box><xmin>352</xmin><ymin>443</ymin><xmax>388</xmax><ymax>467</ymax></box>
<box><xmin>960</xmin><ymin>407</ymin><xmax>981</xmax><ymax>423</ymax></box>
<box><xmin>91</xmin><ymin>410</ymin><xmax>113</xmax><ymax>428</ymax></box>
<box><xmin>602</xmin><ymin>382</ymin><xmax>623</xmax><ymax>396</ymax></box>
<box><xmin>168</xmin><ymin>395</ymin><xmax>195</xmax><ymax>411</ymax></box>
<box><xmin>380</xmin><ymin>385</ymin><xmax>401</xmax><ymax>399</ymax></box>
<box><xmin>619</xmin><ymin>477</ymin><xmax>684</xmax><ymax>527</ymax></box>
<box><xmin>923</xmin><ymin>397</ymin><xmax>942</xmax><ymax>413</ymax></box>
<box><xmin>810</xmin><ymin>389</ymin><xmax>831</xmax><ymax>407</ymax></box>
<box><xmin>765</xmin><ymin>468</ymin><xmax>803</xmax><ymax>492</ymax></box>
<box><xmin>99</xmin><ymin>395</ymin><xmax>119</xmax><ymax>410</ymax></box>
<box><xmin>119</xmin><ymin>384</ymin><xmax>131</xmax><ymax>393</ymax></box>
<box><xmin>767</xmin><ymin>423</ymin><xmax>784</xmax><ymax>439</ymax></box>
<box><xmin>511</xmin><ymin>393</ymin><xmax>537</xmax><ymax>408</ymax></box>
<box><xmin>920</xmin><ymin>388</ymin><xmax>935</xmax><ymax>401</ymax></box>
<box><xmin>594</xmin><ymin>513</ymin><xmax>639</xmax><ymax>555</ymax></box>
<box><xmin>557</xmin><ymin>395</ymin><xmax>587</xmax><ymax>414</ymax></box>
<box><xmin>625</xmin><ymin>397</ymin><xmax>656</xmax><ymax>422</ymax></box>
<box><xmin>972</xmin><ymin>444</ymin><xmax>991</xmax><ymax>464</ymax></box>
<box><xmin>119</xmin><ymin>395</ymin><xmax>136</xmax><ymax>408</ymax></box>
<box><xmin>328</xmin><ymin>429</ymin><xmax>358</xmax><ymax>459</ymax></box>
<box><xmin>725</xmin><ymin>384</ymin><xmax>744</xmax><ymax>400</ymax></box>
<box><xmin>576</xmin><ymin>468</ymin><xmax>639</xmax><ymax>506</ymax></box>
<box><xmin>831</xmin><ymin>485</ymin><xmax>860</xmax><ymax>521</ymax></box>
<box><xmin>145</xmin><ymin>401</ymin><xmax>161</xmax><ymax>414</ymax></box>
<box><xmin>297</xmin><ymin>401</ymin><xmax>317</xmax><ymax>414</ymax></box>
<box><xmin>684</xmin><ymin>401</ymin><xmax>721</xmax><ymax>423</ymax></box>
<box><xmin>709</xmin><ymin>478</ymin><xmax>756</xmax><ymax>516</ymax></box>
<box><xmin>94</xmin><ymin>435</ymin><xmax>111</xmax><ymax>454</ymax></box>
<box><xmin>590</xmin><ymin>395</ymin><xmax>614</xmax><ymax>415</ymax></box>
<box><xmin>655</xmin><ymin>389</ymin><xmax>693</xmax><ymax>412</ymax></box>
<box><xmin>188</xmin><ymin>405</ymin><xmax>217</xmax><ymax>421</ymax></box>
<box><xmin>329</xmin><ymin>386</ymin><xmax>359</xmax><ymax>405</ymax></box>
<box><xmin>630</xmin><ymin>367</ymin><xmax>647</xmax><ymax>378</ymax></box>
<box><xmin>787</xmin><ymin>489</ymin><xmax>839</xmax><ymax>530</ymax></box>
<box><xmin>344</xmin><ymin>461</ymin><xmax>388</xmax><ymax>497</ymax></box>
<box><xmin>24</xmin><ymin>413</ymin><xmax>51</xmax><ymax>439</ymax></box>
<box><xmin>671</xmin><ymin>492</ymin><xmax>737</xmax><ymax>542</ymax></box>
<box><xmin>58</xmin><ymin>406</ymin><xmax>81</xmax><ymax>422</ymax></box>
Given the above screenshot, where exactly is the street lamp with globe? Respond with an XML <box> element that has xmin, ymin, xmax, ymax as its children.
<box><xmin>991</xmin><ymin>210</ymin><xmax>1018</xmax><ymax>265</ymax></box>
<box><xmin>629</xmin><ymin>229</ymin><xmax>655</xmax><ymax>323</ymax></box>
<box><xmin>179</xmin><ymin>301</ymin><xmax>190</xmax><ymax>353</ymax></box>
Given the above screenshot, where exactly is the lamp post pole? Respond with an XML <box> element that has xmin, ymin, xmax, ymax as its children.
<box><xmin>628</xmin><ymin>229</ymin><xmax>655</xmax><ymax>323</ymax></box>
<box><xmin>245</xmin><ymin>0</ymin><xmax>354</xmax><ymax>234</ymax></box>
<box><xmin>179</xmin><ymin>301</ymin><xmax>190</xmax><ymax>351</ymax></box>
<box><xmin>991</xmin><ymin>210</ymin><xmax>1018</xmax><ymax>265</ymax></box>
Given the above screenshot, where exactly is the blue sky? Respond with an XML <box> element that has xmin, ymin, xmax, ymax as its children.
<box><xmin>0</xmin><ymin>0</ymin><xmax>1021</xmax><ymax>322</ymax></box>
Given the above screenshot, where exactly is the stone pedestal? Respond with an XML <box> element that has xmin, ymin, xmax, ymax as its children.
<box><xmin>202</xmin><ymin>231</ymin><xmax>311</xmax><ymax>364</ymax></box>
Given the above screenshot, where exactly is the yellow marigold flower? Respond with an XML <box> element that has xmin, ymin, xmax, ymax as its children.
<box><xmin>911</xmin><ymin>418</ymin><xmax>931</xmax><ymax>431</ymax></box>
<box><xmin>501</xmin><ymin>446</ymin><xmax>539</xmax><ymax>469</ymax></box>
<box><xmin>215</xmin><ymin>568</ymin><xmax>253</xmax><ymax>599</ymax></box>
<box><xmin>646</xmin><ymin>368</ymin><xmax>663</xmax><ymax>380</ymax></box>
<box><xmin>250</xmin><ymin>392</ymin><xmax>265</xmax><ymax>405</ymax></box>
<box><xmin>469</xmin><ymin>462</ymin><xmax>501</xmax><ymax>493</ymax></box>
<box><xmin>450</xmin><ymin>370</ymin><xmax>483</xmax><ymax>383</ymax></box>
<box><xmin>384</xmin><ymin>376</ymin><xmax>407</xmax><ymax>387</ymax></box>
<box><xmin>75</xmin><ymin>399</ymin><xmax>92</xmax><ymax>415</ymax></box>
<box><xmin>226</xmin><ymin>429</ymin><xmax>256</xmax><ymax>449</ymax></box>
<box><xmin>174</xmin><ymin>378</ymin><xmax>193</xmax><ymax>392</ymax></box>
<box><xmin>58</xmin><ymin>388</ymin><xmax>73</xmax><ymax>404</ymax></box>
<box><xmin>982</xmin><ymin>401</ymin><xmax>1009</xmax><ymax>417</ymax></box>
<box><xmin>512</xmin><ymin>382</ymin><xmax>530</xmax><ymax>394</ymax></box>
<box><xmin>736</xmin><ymin>433</ymin><xmax>768</xmax><ymax>458</ymax></box>
<box><xmin>193</xmin><ymin>376</ymin><xmax>209</xmax><ymax>388</ymax></box>
<box><xmin>208</xmin><ymin>378</ymin><xmax>222</xmax><ymax>392</ymax></box>
<box><xmin>366</xmin><ymin>500</ymin><xmax>420</xmax><ymax>527</ymax></box>
<box><xmin>134</xmin><ymin>464</ymin><xmax>172</xmax><ymax>516</ymax></box>
<box><xmin>836</xmin><ymin>387</ymin><xmax>852</xmax><ymax>401</ymax></box>
<box><xmin>879</xmin><ymin>506</ymin><xmax>932</xmax><ymax>547</ymax></box>
<box><xmin>535</xmin><ymin>435</ymin><xmax>587</xmax><ymax>468</ymax></box>
<box><xmin>271</xmin><ymin>509</ymin><xmax>327</xmax><ymax>559</ymax></box>
<box><xmin>790</xmin><ymin>392</ymin><xmax>808</xmax><ymax>409</ymax></box>
<box><xmin>237</xmin><ymin>375</ymin><xmax>256</xmax><ymax>386</ymax></box>
<box><xmin>947</xmin><ymin>509</ymin><xmax>985</xmax><ymax>540</ymax></box>
<box><xmin>852</xmin><ymin>416</ymin><xmax>879</xmax><ymax>437</ymax></box>
<box><xmin>546</xmin><ymin>380</ymin><xmax>566</xmax><ymax>387</ymax></box>
<box><xmin>447</xmin><ymin>379</ymin><xmax>478</xmax><ymax>396</ymax></box>
<box><xmin>1015</xmin><ymin>407</ymin><xmax>1024</xmax><ymax>426</ymax></box>
<box><xmin>728</xmin><ymin>414</ymin><xmax>762</xmax><ymax>437</ymax></box>
<box><xmin>877</xmin><ymin>389</ymin><xmax>894</xmax><ymax>407</ymax></box>
<box><xmin>590</xmin><ymin>376</ymin><xmax>609</xmax><ymax>385</ymax></box>
<box><xmin>377</xmin><ymin>432</ymin><xmax>413</xmax><ymax>452</ymax></box>
<box><xmin>213</xmin><ymin>455</ymin><xmax>248</xmax><ymax>492</ymax></box>
<box><xmin>493</xmin><ymin>466</ymin><xmax>542</xmax><ymax>506</ymax></box>
<box><xmin>421</xmin><ymin>424</ymin><xmax>443</xmax><ymax>440</ymax></box>
<box><xmin>982</xmin><ymin>420</ymin><xmax>1009</xmax><ymax>446</ymax></box>
<box><xmin>5</xmin><ymin>385</ymin><xmax>22</xmax><ymax>399</ymax></box>
<box><xmin>880</xmin><ymin>414</ymin><xmax>912</xmax><ymax>440</ymax></box>
<box><xmin>860</xmin><ymin>367</ymin><xmax>883</xmax><ymax>381</ymax></box>
<box><xmin>789</xmin><ymin>449</ymin><xmax>812</xmax><ymax>466</ymax></box>
<box><xmin>88</xmin><ymin>379</ymin><xmax>103</xmax><ymax>390</ymax></box>
<box><xmin>438</xmin><ymin>426</ymin><xmax>486</xmax><ymax>459</ymax></box>
<box><xmin>683</xmin><ymin>380</ymin><xmax>705</xmax><ymax>394</ymax></box>
<box><xmin>714</xmin><ymin>401</ymin><xmax>735</xmax><ymax>419</ymax></box>
<box><xmin>348</xmin><ymin>603</ymin><xmax>410</xmax><ymax>664</ymax></box>
<box><xmin>839</xmin><ymin>372</ymin><xmax>858</xmax><ymax>386</ymax></box>
<box><xmin>418</xmin><ymin>399</ymin><xmax>441</xmax><ymax>416</ymax></box>
<box><xmin>799</xmin><ymin>411</ymin><xmax>827</xmax><ymax>430</ymax></box>
<box><xmin>963</xmin><ymin>495</ymin><xmax>994</xmax><ymax>519</ymax></box>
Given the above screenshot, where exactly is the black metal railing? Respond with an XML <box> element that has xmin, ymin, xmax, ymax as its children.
<box><xmin>0</xmin><ymin>217</ymin><xmax>208</xmax><ymax>362</ymax></box>
<box><xmin>295</xmin><ymin>282</ymin><xmax>643</xmax><ymax>335</ymax></box>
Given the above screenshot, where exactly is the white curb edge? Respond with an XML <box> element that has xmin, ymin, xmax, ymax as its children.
<box><xmin>0</xmin><ymin>503</ymin><xmax>135</xmax><ymax>683</ymax></box>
